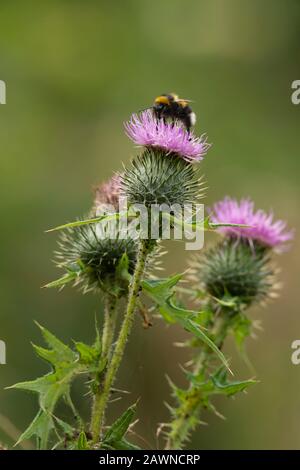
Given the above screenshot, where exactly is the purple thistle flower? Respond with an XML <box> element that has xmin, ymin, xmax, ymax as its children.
<box><xmin>209</xmin><ymin>197</ymin><xmax>293</xmax><ymax>251</ymax></box>
<box><xmin>124</xmin><ymin>110</ymin><xmax>210</xmax><ymax>163</ymax></box>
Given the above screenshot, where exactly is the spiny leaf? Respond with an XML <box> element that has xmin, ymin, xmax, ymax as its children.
<box><xmin>142</xmin><ymin>273</ymin><xmax>183</xmax><ymax>300</ymax></box>
<box><xmin>180</xmin><ymin>317</ymin><xmax>232</xmax><ymax>375</ymax></box>
<box><xmin>54</xmin><ymin>416</ymin><xmax>75</xmax><ymax>439</ymax></box>
<box><xmin>163</xmin><ymin>213</ymin><xmax>251</xmax><ymax>234</ymax></box>
<box><xmin>46</xmin><ymin>212</ymin><xmax>127</xmax><ymax>233</ymax></box>
<box><xmin>102</xmin><ymin>403</ymin><xmax>140</xmax><ymax>450</ymax></box>
<box><xmin>232</xmin><ymin>313</ymin><xmax>252</xmax><ymax>350</ymax></box>
<box><xmin>204</xmin><ymin>215</ymin><xmax>251</xmax><ymax>231</ymax></box>
<box><xmin>212</xmin><ymin>295</ymin><xmax>240</xmax><ymax>309</ymax></box>
<box><xmin>8</xmin><ymin>324</ymin><xmax>84</xmax><ymax>448</ymax></box>
<box><xmin>43</xmin><ymin>261</ymin><xmax>86</xmax><ymax>289</ymax></box>
<box><xmin>142</xmin><ymin>276</ymin><xmax>232</xmax><ymax>374</ymax></box>
<box><xmin>211</xmin><ymin>368</ymin><xmax>257</xmax><ymax>396</ymax></box>
<box><xmin>15</xmin><ymin>410</ymin><xmax>54</xmax><ymax>450</ymax></box>
<box><xmin>142</xmin><ymin>274</ymin><xmax>183</xmax><ymax>324</ymax></box>
<box><xmin>77</xmin><ymin>431</ymin><xmax>90</xmax><ymax>450</ymax></box>
<box><xmin>116</xmin><ymin>252</ymin><xmax>131</xmax><ymax>282</ymax></box>
<box><xmin>10</xmin><ymin>365</ymin><xmax>79</xmax><ymax>410</ymax></box>
<box><xmin>34</xmin><ymin>322</ymin><xmax>76</xmax><ymax>363</ymax></box>
<box><xmin>43</xmin><ymin>271</ymin><xmax>79</xmax><ymax>289</ymax></box>
<box><xmin>102</xmin><ymin>439</ymin><xmax>140</xmax><ymax>450</ymax></box>
<box><xmin>209</xmin><ymin>222</ymin><xmax>251</xmax><ymax>230</ymax></box>
<box><xmin>103</xmin><ymin>403</ymin><xmax>137</xmax><ymax>442</ymax></box>
<box><xmin>74</xmin><ymin>341</ymin><xmax>101</xmax><ymax>367</ymax></box>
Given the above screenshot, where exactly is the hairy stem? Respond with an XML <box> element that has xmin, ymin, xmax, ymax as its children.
<box><xmin>165</xmin><ymin>314</ymin><xmax>229</xmax><ymax>450</ymax></box>
<box><xmin>102</xmin><ymin>295</ymin><xmax>118</xmax><ymax>362</ymax></box>
<box><xmin>90</xmin><ymin>239</ymin><xmax>149</xmax><ymax>445</ymax></box>
<box><xmin>90</xmin><ymin>295</ymin><xmax>118</xmax><ymax>446</ymax></box>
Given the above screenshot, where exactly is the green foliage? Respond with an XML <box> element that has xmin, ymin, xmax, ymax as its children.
<box><xmin>74</xmin><ymin>341</ymin><xmax>100</xmax><ymax>366</ymax></box>
<box><xmin>77</xmin><ymin>432</ymin><xmax>90</xmax><ymax>450</ymax></box>
<box><xmin>46</xmin><ymin>213</ymin><xmax>120</xmax><ymax>233</ymax></box>
<box><xmin>142</xmin><ymin>274</ymin><xmax>231</xmax><ymax>373</ymax></box>
<box><xmin>43</xmin><ymin>267</ymin><xmax>82</xmax><ymax>289</ymax></box>
<box><xmin>8</xmin><ymin>323</ymin><xmax>102</xmax><ymax>449</ymax></box>
<box><xmin>166</xmin><ymin>367</ymin><xmax>256</xmax><ymax>448</ymax></box>
<box><xmin>231</xmin><ymin>312</ymin><xmax>252</xmax><ymax>350</ymax></box>
<box><xmin>210</xmin><ymin>368</ymin><xmax>256</xmax><ymax>396</ymax></box>
<box><xmin>157</xmin><ymin>269</ymin><xmax>259</xmax><ymax>449</ymax></box>
<box><xmin>188</xmin><ymin>367</ymin><xmax>256</xmax><ymax>397</ymax></box>
<box><xmin>101</xmin><ymin>403</ymin><xmax>140</xmax><ymax>450</ymax></box>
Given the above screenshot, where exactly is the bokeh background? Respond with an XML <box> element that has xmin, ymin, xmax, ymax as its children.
<box><xmin>0</xmin><ymin>0</ymin><xmax>299</xmax><ymax>450</ymax></box>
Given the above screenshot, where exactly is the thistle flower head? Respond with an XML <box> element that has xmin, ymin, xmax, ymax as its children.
<box><xmin>191</xmin><ymin>238</ymin><xmax>275</xmax><ymax>309</ymax></box>
<box><xmin>56</xmin><ymin>223</ymin><xmax>138</xmax><ymax>296</ymax></box>
<box><xmin>94</xmin><ymin>174</ymin><xmax>122</xmax><ymax>213</ymax></box>
<box><xmin>124</xmin><ymin>111</ymin><xmax>210</xmax><ymax>162</ymax></box>
<box><xmin>209</xmin><ymin>197</ymin><xmax>293</xmax><ymax>252</ymax></box>
<box><xmin>121</xmin><ymin>147</ymin><xmax>204</xmax><ymax>208</ymax></box>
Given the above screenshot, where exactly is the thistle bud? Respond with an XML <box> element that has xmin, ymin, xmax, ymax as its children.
<box><xmin>191</xmin><ymin>239</ymin><xmax>275</xmax><ymax>309</ymax></box>
<box><xmin>56</xmin><ymin>223</ymin><xmax>138</xmax><ymax>296</ymax></box>
<box><xmin>121</xmin><ymin>147</ymin><xmax>203</xmax><ymax>208</ymax></box>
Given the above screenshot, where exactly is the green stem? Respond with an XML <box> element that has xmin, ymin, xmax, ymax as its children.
<box><xmin>90</xmin><ymin>295</ymin><xmax>118</xmax><ymax>446</ymax></box>
<box><xmin>101</xmin><ymin>295</ymin><xmax>118</xmax><ymax>362</ymax></box>
<box><xmin>165</xmin><ymin>314</ymin><xmax>229</xmax><ymax>450</ymax></box>
<box><xmin>90</xmin><ymin>239</ymin><xmax>149</xmax><ymax>445</ymax></box>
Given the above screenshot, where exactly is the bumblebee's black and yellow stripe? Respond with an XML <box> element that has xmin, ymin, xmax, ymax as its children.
<box><xmin>153</xmin><ymin>93</ymin><xmax>196</xmax><ymax>132</ymax></box>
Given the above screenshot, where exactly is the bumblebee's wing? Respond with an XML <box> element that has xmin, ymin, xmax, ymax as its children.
<box><xmin>176</xmin><ymin>98</ymin><xmax>194</xmax><ymax>103</ymax></box>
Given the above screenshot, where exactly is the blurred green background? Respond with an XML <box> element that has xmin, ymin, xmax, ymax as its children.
<box><xmin>0</xmin><ymin>0</ymin><xmax>299</xmax><ymax>449</ymax></box>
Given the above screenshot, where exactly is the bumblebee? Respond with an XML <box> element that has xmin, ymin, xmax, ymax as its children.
<box><xmin>152</xmin><ymin>93</ymin><xmax>196</xmax><ymax>132</ymax></box>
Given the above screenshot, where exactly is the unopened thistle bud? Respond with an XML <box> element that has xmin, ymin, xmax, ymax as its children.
<box><xmin>51</xmin><ymin>174</ymin><xmax>139</xmax><ymax>296</ymax></box>
<box><xmin>56</xmin><ymin>223</ymin><xmax>138</xmax><ymax>296</ymax></box>
<box><xmin>191</xmin><ymin>238</ymin><xmax>274</xmax><ymax>309</ymax></box>
<box><xmin>121</xmin><ymin>147</ymin><xmax>204</xmax><ymax>208</ymax></box>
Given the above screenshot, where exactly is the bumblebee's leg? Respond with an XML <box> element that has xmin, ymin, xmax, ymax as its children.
<box><xmin>184</xmin><ymin>116</ymin><xmax>192</xmax><ymax>138</ymax></box>
<box><xmin>155</xmin><ymin>110</ymin><xmax>161</xmax><ymax>130</ymax></box>
<box><xmin>156</xmin><ymin>109</ymin><xmax>161</xmax><ymax>121</ymax></box>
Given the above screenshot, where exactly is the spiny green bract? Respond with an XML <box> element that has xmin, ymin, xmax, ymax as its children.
<box><xmin>121</xmin><ymin>148</ymin><xmax>204</xmax><ymax>207</ymax></box>
<box><xmin>55</xmin><ymin>223</ymin><xmax>138</xmax><ymax>296</ymax></box>
<box><xmin>193</xmin><ymin>239</ymin><xmax>274</xmax><ymax>308</ymax></box>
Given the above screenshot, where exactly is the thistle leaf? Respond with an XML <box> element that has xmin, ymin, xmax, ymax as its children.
<box><xmin>34</xmin><ymin>322</ymin><xmax>76</xmax><ymax>363</ymax></box>
<box><xmin>77</xmin><ymin>431</ymin><xmax>90</xmax><ymax>450</ymax></box>
<box><xmin>102</xmin><ymin>403</ymin><xmax>140</xmax><ymax>450</ymax></box>
<box><xmin>54</xmin><ymin>416</ymin><xmax>75</xmax><ymax>439</ymax></box>
<box><xmin>43</xmin><ymin>271</ymin><xmax>79</xmax><ymax>289</ymax></box>
<box><xmin>163</xmin><ymin>213</ymin><xmax>251</xmax><ymax>234</ymax></box>
<box><xmin>232</xmin><ymin>313</ymin><xmax>252</xmax><ymax>350</ymax></box>
<box><xmin>210</xmin><ymin>368</ymin><xmax>257</xmax><ymax>396</ymax></box>
<box><xmin>116</xmin><ymin>252</ymin><xmax>131</xmax><ymax>282</ymax></box>
<box><xmin>8</xmin><ymin>324</ymin><xmax>84</xmax><ymax>448</ymax></box>
<box><xmin>74</xmin><ymin>341</ymin><xmax>100</xmax><ymax>366</ymax></box>
<box><xmin>15</xmin><ymin>410</ymin><xmax>54</xmax><ymax>450</ymax></box>
<box><xmin>43</xmin><ymin>261</ymin><xmax>86</xmax><ymax>289</ymax></box>
<box><xmin>142</xmin><ymin>276</ymin><xmax>232</xmax><ymax>374</ymax></box>
<box><xmin>46</xmin><ymin>212</ymin><xmax>126</xmax><ymax>233</ymax></box>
